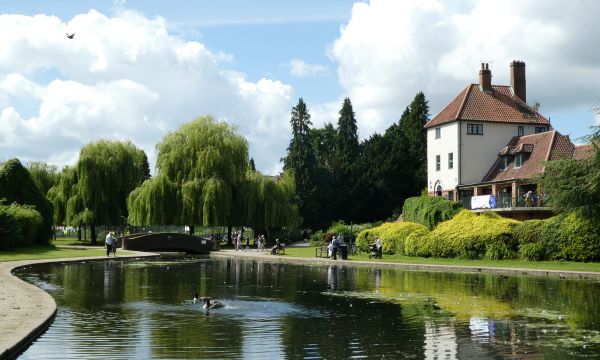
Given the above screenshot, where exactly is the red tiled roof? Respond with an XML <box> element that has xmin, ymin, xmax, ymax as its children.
<box><xmin>573</xmin><ymin>144</ymin><xmax>595</xmax><ymax>160</ymax></box>
<box><xmin>482</xmin><ymin>131</ymin><xmax>574</xmax><ymax>182</ymax></box>
<box><xmin>425</xmin><ymin>84</ymin><xmax>550</xmax><ymax>128</ymax></box>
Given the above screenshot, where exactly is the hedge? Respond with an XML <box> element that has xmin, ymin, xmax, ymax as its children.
<box><xmin>402</xmin><ymin>196</ymin><xmax>462</xmax><ymax>230</ymax></box>
<box><xmin>513</xmin><ymin>214</ymin><xmax>600</xmax><ymax>262</ymax></box>
<box><xmin>418</xmin><ymin>210</ymin><xmax>519</xmax><ymax>259</ymax></box>
<box><xmin>355</xmin><ymin>221</ymin><xmax>428</xmax><ymax>255</ymax></box>
<box><xmin>0</xmin><ymin>203</ymin><xmax>44</xmax><ymax>249</ymax></box>
<box><xmin>0</xmin><ymin>159</ymin><xmax>53</xmax><ymax>244</ymax></box>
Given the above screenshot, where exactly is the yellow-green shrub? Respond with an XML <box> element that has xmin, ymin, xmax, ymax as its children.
<box><xmin>404</xmin><ymin>227</ymin><xmax>430</xmax><ymax>257</ymax></box>
<box><xmin>355</xmin><ymin>221</ymin><xmax>428</xmax><ymax>255</ymax></box>
<box><xmin>421</xmin><ymin>210</ymin><xmax>519</xmax><ymax>259</ymax></box>
<box><xmin>0</xmin><ymin>203</ymin><xmax>44</xmax><ymax>249</ymax></box>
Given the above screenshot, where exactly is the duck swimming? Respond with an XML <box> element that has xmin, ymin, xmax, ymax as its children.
<box><xmin>193</xmin><ymin>291</ymin><xmax>200</xmax><ymax>304</ymax></box>
<box><xmin>202</xmin><ymin>297</ymin><xmax>224</xmax><ymax>309</ymax></box>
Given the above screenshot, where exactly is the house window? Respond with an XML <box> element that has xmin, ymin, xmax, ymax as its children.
<box><xmin>447</xmin><ymin>191</ymin><xmax>454</xmax><ymax>201</ymax></box>
<box><xmin>535</xmin><ymin>126</ymin><xmax>547</xmax><ymax>134</ymax></box>
<box><xmin>467</xmin><ymin>123</ymin><xmax>484</xmax><ymax>135</ymax></box>
<box><xmin>436</xmin><ymin>155</ymin><xmax>441</xmax><ymax>171</ymax></box>
<box><xmin>500</xmin><ymin>156</ymin><xmax>508</xmax><ymax>170</ymax></box>
<box><xmin>448</xmin><ymin>152</ymin><xmax>454</xmax><ymax>169</ymax></box>
<box><xmin>518</xmin><ymin>126</ymin><xmax>524</xmax><ymax>136</ymax></box>
<box><xmin>435</xmin><ymin>127</ymin><xmax>441</xmax><ymax>139</ymax></box>
<box><xmin>515</xmin><ymin>153</ymin><xmax>523</xmax><ymax>168</ymax></box>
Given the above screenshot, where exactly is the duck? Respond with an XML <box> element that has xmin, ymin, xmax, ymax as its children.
<box><xmin>193</xmin><ymin>291</ymin><xmax>200</xmax><ymax>304</ymax></box>
<box><xmin>202</xmin><ymin>297</ymin><xmax>224</xmax><ymax>309</ymax></box>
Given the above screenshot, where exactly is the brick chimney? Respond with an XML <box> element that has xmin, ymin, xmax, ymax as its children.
<box><xmin>510</xmin><ymin>60</ymin><xmax>526</xmax><ymax>103</ymax></box>
<box><xmin>479</xmin><ymin>63</ymin><xmax>492</xmax><ymax>92</ymax></box>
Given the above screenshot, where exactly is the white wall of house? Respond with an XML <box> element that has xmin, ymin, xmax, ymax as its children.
<box><xmin>459</xmin><ymin>122</ymin><xmax>543</xmax><ymax>184</ymax></box>
<box><xmin>427</xmin><ymin>122</ymin><xmax>459</xmax><ymax>193</ymax></box>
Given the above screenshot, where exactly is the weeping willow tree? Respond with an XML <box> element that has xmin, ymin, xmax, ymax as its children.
<box><xmin>241</xmin><ymin>170</ymin><xmax>299</xmax><ymax>242</ymax></box>
<box><xmin>128</xmin><ymin>116</ymin><xmax>248</xmax><ymax>236</ymax></box>
<box><xmin>127</xmin><ymin>115</ymin><xmax>299</xmax><ymax>241</ymax></box>
<box><xmin>52</xmin><ymin>140</ymin><xmax>151</xmax><ymax>244</ymax></box>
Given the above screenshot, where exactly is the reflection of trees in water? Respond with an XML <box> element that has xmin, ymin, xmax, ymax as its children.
<box><xmin>18</xmin><ymin>258</ymin><xmax>600</xmax><ymax>359</ymax></box>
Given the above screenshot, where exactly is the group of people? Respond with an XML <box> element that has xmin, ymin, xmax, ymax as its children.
<box><xmin>327</xmin><ymin>235</ymin><xmax>342</xmax><ymax>260</ymax></box>
<box><xmin>369</xmin><ymin>237</ymin><xmax>383</xmax><ymax>259</ymax></box>
<box><xmin>104</xmin><ymin>231</ymin><xmax>118</xmax><ymax>257</ymax></box>
<box><xmin>233</xmin><ymin>231</ymin><xmax>251</xmax><ymax>251</ymax></box>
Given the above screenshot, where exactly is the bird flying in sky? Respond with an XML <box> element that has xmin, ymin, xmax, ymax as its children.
<box><xmin>66</xmin><ymin>33</ymin><xmax>75</xmax><ymax>39</ymax></box>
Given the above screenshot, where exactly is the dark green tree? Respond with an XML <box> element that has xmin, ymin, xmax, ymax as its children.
<box><xmin>283</xmin><ymin>98</ymin><xmax>321</xmax><ymax>228</ymax></box>
<box><xmin>401</xmin><ymin>91</ymin><xmax>429</xmax><ymax>185</ymax></box>
<box><xmin>336</xmin><ymin>98</ymin><xmax>359</xmax><ymax>166</ymax></box>
<box><xmin>0</xmin><ymin>159</ymin><xmax>53</xmax><ymax>244</ymax></box>
<box><xmin>27</xmin><ymin>161</ymin><xmax>59</xmax><ymax>195</ymax></box>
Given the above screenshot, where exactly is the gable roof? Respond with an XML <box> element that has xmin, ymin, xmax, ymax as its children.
<box><xmin>482</xmin><ymin>131</ymin><xmax>594</xmax><ymax>183</ymax></box>
<box><xmin>425</xmin><ymin>84</ymin><xmax>550</xmax><ymax>128</ymax></box>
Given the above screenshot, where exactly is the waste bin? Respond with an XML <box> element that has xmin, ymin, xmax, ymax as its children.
<box><xmin>339</xmin><ymin>245</ymin><xmax>348</xmax><ymax>260</ymax></box>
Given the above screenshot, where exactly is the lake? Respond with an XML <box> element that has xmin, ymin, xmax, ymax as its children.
<box><xmin>16</xmin><ymin>256</ymin><xmax>600</xmax><ymax>359</ymax></box>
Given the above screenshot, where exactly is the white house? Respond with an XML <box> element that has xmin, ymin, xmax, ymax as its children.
<box><xmin>425</xmin><ymin>61</ymin><xmax>551</xmax><ymax>201</ymax></box>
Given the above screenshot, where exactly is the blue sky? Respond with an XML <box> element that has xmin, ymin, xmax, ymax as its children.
<box><xmin>0</xmin><ymin>0</ymin><xmax>599</xmax><ymax>174</ymax></box>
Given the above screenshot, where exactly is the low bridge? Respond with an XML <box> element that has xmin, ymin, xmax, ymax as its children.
<box><xmin>119</xmin><ymin>232</ymin><xmax>213</xmax><ymax>254</ymax></box>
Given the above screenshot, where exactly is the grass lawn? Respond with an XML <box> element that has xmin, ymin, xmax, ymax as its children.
<box><xmin>51</xmin><ymin>237</ymin><xmax>102</xmax><ymax>246</ymax></box>
<box><xmin>0</xmin><ymin>245</ymin><xmax>120</xmax><ymax>262</ymax></box>
<box><xmin>284</xmin><ymin>246</ymin><xmax>600</xmax><ymax>273</ymax></box>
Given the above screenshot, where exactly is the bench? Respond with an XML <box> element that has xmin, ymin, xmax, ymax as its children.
<box><xmin>315</xmin><ymin>245</ymin><xmax>328</xmax><ymax>258</ymax></box>
<box><xmin>272</xmin><ymin>243</ymin><xmax>286</xmax><ymax>255</ymax></box>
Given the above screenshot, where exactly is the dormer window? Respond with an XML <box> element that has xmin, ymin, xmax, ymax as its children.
<box><xmin>535</xmin><ymin>126</ymin><xmax>547</xmax><ymax>134</ymax></box>
<box><xmin>500</xmin><ymin>156</ymin><xmax>509</xmax><ymax>170</ymax></box>
<box><xmin>515</xmin><ymin>153</ymin><xmax>523</xmax><ymax>168</ymax></box>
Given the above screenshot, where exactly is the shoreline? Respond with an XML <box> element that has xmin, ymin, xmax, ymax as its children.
<box><xmin>0</xmin><ymin>251</ymin><xmax>159</xmax><ymax>360</ymax></box>
<box><xmin>210</xmin><ymin>249</ymin><xmax>600</xmax><ymax>280</ymax></box>
<box><xmin>2</xmin><ymin>247</ymin><xmax>599</xmax><ymax>359</ymax></box>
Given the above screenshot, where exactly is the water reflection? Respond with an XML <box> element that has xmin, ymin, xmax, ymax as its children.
<box><xmin>16</xmin><ymin>257</ymin><xmax>600</xmax><ymax>359</ymax></box>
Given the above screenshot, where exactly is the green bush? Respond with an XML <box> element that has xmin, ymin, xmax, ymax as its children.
<box><xmin>556</xmin><ymin>213</ymin><xmax>600</xmax><ymax>262</ymax></box>
<box><xmin>420</xmin><ymin>210</ymin><xmax>519</xmax><ymax>259</ymax></box>
<box><xmin>326</xmin><ymin>221</ymin><xmax>358</xmax><ymax>244</ymax></box>
<box><xmin>0</xmin><ymin>159</ymin><xmax>53</xmax><ymax>244</ymax></box>
<box><xmin>0</xmin><ymin>203</ymin><xmax>44</xmax><ymax>249</ymax></box>
<box><xmin>355</xmin><ymin>221</ymin><xmax>428</xmax><ymax>255</ymax></box>
<box><xmin>404</xmin><ymin>227</ymin><xmax>430</xmax><ymax>257</ymax></box>
<box><xmin>402</xmin><ymin>196</ymin><xmax>462</xmax><ymax>230</ymax></box>
<box><xmin>513</xmin><ymin>220</ymin><xmax>549</xmax><ymax>260</ymax></box>
<box><xmin>310</xmin><ymin>230</ymin><xmax>324</xmax><ymax>246</ymax></box>
<box><xmin>513</xmin><ymin>214</ymin><xmax>600</xmax><ymax>262</ymax></box>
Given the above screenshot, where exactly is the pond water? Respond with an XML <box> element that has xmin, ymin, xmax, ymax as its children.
<box><xmin>16</xmin><ymin>257</ymin><xmax>600</xmax><ymax>359</ymax></box>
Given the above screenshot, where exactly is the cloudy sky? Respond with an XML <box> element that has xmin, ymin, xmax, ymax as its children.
<box><xmin>1</xmin><ymin>0</ymin><xmax>599</xmax><ymax>175</ymax></box>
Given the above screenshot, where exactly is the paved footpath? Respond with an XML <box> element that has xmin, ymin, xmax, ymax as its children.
<box><xmin>0</xmin><ymin>251</ymin><xmax>158</xmax><ymax>360</ymax></box>
<box><xmin>213</xmin><ymin>248</ymin><xmax>600</xmax><ymax>280</ymax></box>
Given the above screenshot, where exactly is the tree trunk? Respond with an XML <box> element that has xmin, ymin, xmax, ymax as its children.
<box><xmin>227</xmin><ymin>225</ymin><xmax>233</xmax><ymax>246</ymax></box>
<box><xmin>90</xmin><ymin>224</ymin><xmax>97</xmax><ymax>245</ymax></box>
<box><xmin>189</xmin><ymin>225</ymin><xmax>195</xmax><ymax>236</ymax></box>
<box><xmin>77</xmin><ymin>225</ymin><xmax>81</xmax><ymax>242</ymax></box>
<box><xmin>83</xmin><ymin>225</ymin><xmax>86</xmax><ymax>243</ymax></box>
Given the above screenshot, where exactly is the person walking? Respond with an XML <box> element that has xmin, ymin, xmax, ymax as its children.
<box><xmin>105</xmin><ymin>231</ymin><xmax>114</xmax><ymax>257</ymax></box>
<box><xmin>332</xmin><ymin>236</ymin><xmax>339</xmax><ymax>260</ymax></box>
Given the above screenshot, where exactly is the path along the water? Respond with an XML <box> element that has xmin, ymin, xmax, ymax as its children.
<box><xmin>0</xmin><ymin>250</ymin><xmax>158</xmax><ymax>360</ymax></box>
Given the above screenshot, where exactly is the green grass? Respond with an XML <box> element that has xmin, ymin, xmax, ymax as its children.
<box><xmin>284</xmin><ymin>247</ymin><xmax>600</xmax><ymax>273</ymax></box>
<box><xmin>51</xmin><ymin>237</ymin><xmax>102</xmax><ymax>246</ymax></box>
<box><xmin>0</xmin><ymin>245</ymin><xmax>121</xmax><ymax>262</ymax></box>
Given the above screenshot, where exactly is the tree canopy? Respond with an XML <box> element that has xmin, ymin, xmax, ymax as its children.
<box><xmin>539</xmin><ymin>126</ymin><xmax>600</xmax><ymax>219</ymax></box>
<box><xmin>128</xmin><ymin>115</ymin><xmax>299</xmax><ymax>231</ymax></box>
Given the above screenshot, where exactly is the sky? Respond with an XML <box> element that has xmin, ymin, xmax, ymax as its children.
<box><xmin>1</xmin><ymin>0</ymin><xmax>599</xmax><ymax>175</ymax></box>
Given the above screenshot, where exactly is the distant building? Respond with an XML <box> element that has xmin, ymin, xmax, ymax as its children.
<box><xmin>425</xmin><ymin>61</ymin><xmax>593</xmax><ymax>219</ymax></box>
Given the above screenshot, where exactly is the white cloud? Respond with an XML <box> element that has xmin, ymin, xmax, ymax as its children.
<box><xmin>287</xmin><ymin>59</ymin><xmax>329</xmax><ymax>77</ymax></box>
<box><xmin>330</xmin><ymin>0</ymin><xmax>600</xmax><ymax>139</ymax></box>
<box><xmin>0</xmin><ymin>10</ymin><xmax>294</xmax><ymax>174</ymax></box>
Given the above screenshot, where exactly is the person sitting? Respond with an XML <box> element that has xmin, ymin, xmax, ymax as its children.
<box><xmin>202</xmin><ymin>297</ymin><xmax>224</xmax><ymax>309</ymax></box>
<box><xmin>271</xmin><ymin>239</ymin><xmax>281</xmax><ymax>255</ymax></box>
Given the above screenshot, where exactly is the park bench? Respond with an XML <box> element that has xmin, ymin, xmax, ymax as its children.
<box><xmin>315</xmin><ymin>245</ymin><xmax>328</xmax><ymax>258</ymax></box>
